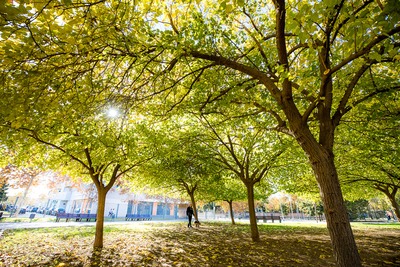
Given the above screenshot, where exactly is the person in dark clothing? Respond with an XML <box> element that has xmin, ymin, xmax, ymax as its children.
<box><xmin>186</xmin><ymin>204</ymin><xmax>194</xmax><ymax>228</ymax></box>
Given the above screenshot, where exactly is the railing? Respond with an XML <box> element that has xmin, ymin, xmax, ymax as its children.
<box><xmin>125</xmin><ymin>214</ymin><xmax>152</xmax><ymax>221</ymax></box>
<box><xmin>55</xmin><ymin>213</ymin><xmax>97</xmax><ymax>222</ymax></box>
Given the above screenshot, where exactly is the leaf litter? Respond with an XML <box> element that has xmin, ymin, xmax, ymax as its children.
<box><xmin>0</xmin><ymin>222</ymin><xmax>398</xmax><ymax>266</ymax></box>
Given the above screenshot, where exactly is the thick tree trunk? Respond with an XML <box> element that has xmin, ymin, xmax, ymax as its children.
<box><xmin>309</xmin><ymin>150</ymin><xmax>362</xmax><ymax>267</ymax></box>
<box><xmin>93</xmin><ymin>187</ymin><xmax>107</xmax><ymax>249</ymax></box>
<box><xmin>389</xmin><ymin>198</ymin><xmax>400</xmax><ymax>221</ymax></box>
<box><xmin>280</xmin><ymin>88</ymin><xmax>362</xmax><ymax>266</ymax></box>
<box><xmin>227</xmin><ymin>200</ymin><xmax>235</xmax><ymax>225</ymax></box>
<box><xmin>246</xmin><ymin>184</ymin><xmax>260</xmax><ymax>242</ymax></box>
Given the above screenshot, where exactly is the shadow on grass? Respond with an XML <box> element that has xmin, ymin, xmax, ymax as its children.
<box><xmin>0</xmin><ymin>221</ymin><xmax>399</xmax><ymax>266</ymax></box>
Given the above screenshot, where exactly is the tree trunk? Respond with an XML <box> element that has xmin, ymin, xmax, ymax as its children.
<box><xmin>309</xmin><ymin>150</ymin><xmax>362</xmax><ymax>267</ymax></box>
<box><xmin>280</xmin><ymin>92</ymin><xmax>362</xmax><ymax>266</ymax></box>
<box><xmin>389</xmin><ymin>199</ymin><xmax>400</xmax><ymax>221</ymax></box>
<box><xmin>93</xmin><ymin>187</ymin><xmax>107</xmax><ymax>249</ymax></box>
<box><xmin>382</xmin><ymin>188</ymin><xmax>400</xmax><ymax>220</ymax></box>
<box><xmin>246</xmin><ymin>184</ymin><xmax>260</xmax><ymax>242</ymax></box>
<box><xmin>227</xmin><ymin>200</ymin><xmax>235</xmax><ymax>225</ymax></box>
<box><xmin>189</xmin><ymin>193</ymin><xmax>198</xmax><ymax>221</ymax></box>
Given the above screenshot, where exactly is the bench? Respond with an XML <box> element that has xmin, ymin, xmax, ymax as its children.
<box><xmin>55</xmin><ymin>213</ymin><xmax>76</xmax><ymax>222</ymax></box>
<box><xmin>78</xmin><ymin>213</ymin><xmax>97</xmax><ymax>222</ymax></box>
<box><xmin>255</xmin><ymin>215</ymin><xmax>282</xmax><ymax>223</ymax></box>
<box><xmin>56</xmin><ymin>213</ymin><xmax>97</xmax><ymax>222</ymax></box>
<box><xmin>125</xmin><ymin>214</ymin><xmax>152</xmax><ymax>221</ymax></box>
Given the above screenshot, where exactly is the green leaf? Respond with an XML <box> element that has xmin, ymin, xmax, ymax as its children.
<box><xmin>236</xmin><ymin>0</ymin><xmax>245</xmax><ymax>6</ymax></box>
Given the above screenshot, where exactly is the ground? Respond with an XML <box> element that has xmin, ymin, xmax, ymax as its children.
<box><xmin>0</xmin><ymin>221</ymin><xmax>398</xmax><ymax>266</ymax></box>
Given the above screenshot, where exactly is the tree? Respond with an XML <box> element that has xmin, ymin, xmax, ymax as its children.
<box><xmin>0</xmin><ymin>73</ymin><xmax>155</xmax><ymax>249</ymax></box>
<box><xmin>337</xmin><ymin>93</ymin><xmax>400</xmax><ymax>219</ymax></box>
<box><xmin>199</xmin><ymin>115</ymin><xmax>286</xmax><ymax>241</ymax></box>
<box><xmin>266</xmin><ymin>140</ymin><xmax>317</xmax><ymax>199</ymax></box>
<box><xmin>1</xmin><ymin>1</ymin><xmax>398</xmax><ymax>265</ymax></box>
<box><xmin>0</xmin><ymin>1</ymin><xmax>158</xmax><ymax>250</ymax></box>
<box><xmin>0</xmin><ymin>165</ymin><xmax>42</xmax><ymax>215</ymax></box>
<box><xmin>0</xmin><ymin>183</ymin><xmax>8</xmax><ymax>203</ymax></box>
<box><xmin>203</xmin><ymin>175</ymin><xmax>248</xmax><ymax>225</ymax></box>
<box><xmin>127</xmin><ymin>1</ymin><xmax>399</xmax><ymax>265</ymax></box>
<box><xmin>138</xmin><ymin>119</ymin><xmax>219</xmax><ymax>222</ymax></box>
<box><xmin>345</xmin><ymin>199</ymin><xmax>369</xmax><ymax>221</ymax></box>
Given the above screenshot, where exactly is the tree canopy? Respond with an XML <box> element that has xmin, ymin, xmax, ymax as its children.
<box><xmin>0</xmin><ymin>1</ymin><xmax>399</xmax><ymax>266</ymax></box>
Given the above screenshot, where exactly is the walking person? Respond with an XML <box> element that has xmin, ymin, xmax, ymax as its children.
<box><xmin>387</xmin><ymin>211</ymin><xmax>392</xmax><ymax>222</ymax></box>
<box><xmin>186</xmin><ymin>204</ymin><xmax>194</xmax><ymax>228</ymax></box>
<box><xmin>108</xmin><ymin>209</ymin><xmax>115</xmax><ymax>220</ymax></box>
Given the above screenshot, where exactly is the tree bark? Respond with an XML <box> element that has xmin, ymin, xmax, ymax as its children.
<box><xmin>227</xmin><ymin>200</ymin><xmax>236</xmax><ymax>225</ymax></box>
<box><xmin>306</xmin><ymin>145</ymin><xmax>362</xmax><ymax>267</ymax></box>
<box><xmin>189</xmin><ymin>193</ymin><xmax>198</xmax><ymax>221</ymax></box>
<box><xmin>388</xmin><ymin>197</ymin><xmax>400</xmax><ymax>221</ymax></box>
<box><xmin>93</xmin><ymin>187</ymin><xmax>107</xmax><ymax>249</ymax></box>
<box><xmin>246</xmin><ymin>184</ymin><xmax>260</xmax><ymax>242</ymax></box>
<box><xmin>278</xmin><ymin>67</ymin><xmax>362</xmax><ymax>266</ymax></box>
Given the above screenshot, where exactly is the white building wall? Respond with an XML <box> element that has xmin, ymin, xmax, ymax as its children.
<box><xmin>103</xmin><ymin>189</ymin><xmax>130</xmax><ymax>218</ymax></box>
<box><xmin>43</xmin><ymin>183</ymin><xmax>185</xmax><ymax>219</ymax></box>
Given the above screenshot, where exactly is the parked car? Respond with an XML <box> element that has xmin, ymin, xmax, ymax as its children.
<box><xmin>37</xmin><ymin>207</ymin><xmax>45</xmax><ymax>214</ymax></box>
<box><xmin>6</xmin><ymin>205</ymin><xmax>15</xmax><ymax>212</ymax></box>
<box><xmin>31</xmin><ymin>207</ymin><xmax>38</xmax><ymax>212</ymax></box>
<box><xmin>19</xmin><ymin>208</ymin><xmax>26</xmax><ymax>214</ymax></box>
<box><xmin>26</xmin><ymin>206</ymin><xmax>38</xmax><ymax>212</ymax></box>
<box><xmin>46</xmin><ymin>208</ymin><xmax>54</xmax><ymax>215</ymax></box>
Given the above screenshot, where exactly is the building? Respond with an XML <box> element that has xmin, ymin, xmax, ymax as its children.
<box><xmin>40</xmin><ymin>182</ymin><xmax>188</xmax><ymax>219</ymax></box>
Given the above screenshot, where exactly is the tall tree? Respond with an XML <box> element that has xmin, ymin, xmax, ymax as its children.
<box><xmin>125</xmin><ymin>1</ymin><xmax>400</xmax><ymax>265</ymax></box>
<box><xmin>137</xmin><ymin>119</ymin><xmax>219</xmax><ymax>222</ymax></box>
<box><xmin>1</xmin><ymin>1</ymin><xmax>399</xmax><ymax>266</ymax></box>
<box><xmin>337</xmin><ymin>92</ymin><xmax>400</xmax><ymax>219</ymax></box>
<box><xmin>0</xmin><ymin>1</ymin><xmax>157</xmax><ymax>250</ymax></box>
<box><xmin>202</xmin><ymin>175</ymin><xmax>249</xmax><ymax>225</ymax></box>
<box><xmin>199</xmin><ymin>115</ymin><xmax>286</xmax><ymax>241</ymax></box>
<box><xmin>2</xmin><ymin>98</ymin><xmax>155</xmax><ymax>249</ymax></box>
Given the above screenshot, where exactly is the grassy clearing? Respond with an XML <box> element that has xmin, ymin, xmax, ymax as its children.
<box><xmin>0</xmin><ymin>221</ymin><xmax>398</xmax><ymax>266</ymax></box>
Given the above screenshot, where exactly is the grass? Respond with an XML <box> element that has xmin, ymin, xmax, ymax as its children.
<box><xmin>0</xmin><ymin>221</ymin><xmax>399</xmax><ymax>266</ymax></box>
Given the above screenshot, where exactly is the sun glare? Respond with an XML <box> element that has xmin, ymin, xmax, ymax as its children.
<box><xmin>107</xmin><ymin>108</ymin><xmax>119</xmax><ymax>118</ymax></box>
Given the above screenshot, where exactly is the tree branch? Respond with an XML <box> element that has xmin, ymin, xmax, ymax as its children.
<box><xmin>332</xmin><ymin>63</ymin><xmax>371</xmax><ymax>126</ymax></box>
<box><xmin>186</xmin><ymin>51</ymin><xmax>282</xmax><ymax>102</ymax></box>
<box><xmin>22</xmin><ymin>129</ymin><xmax>89</xmax><ymax>169</ymax></box>
<box><xmin>330</xmin><ymin>26</ymin><xmax>400</xmax><ymax>75</ymax></box>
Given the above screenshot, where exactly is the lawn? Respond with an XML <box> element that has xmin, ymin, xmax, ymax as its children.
<box><xmin>0</xmin><ymin>221</ymin><xmax>398</xmax><ymax>266</ymax></box>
